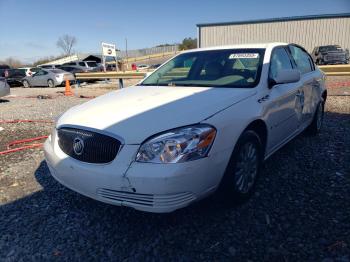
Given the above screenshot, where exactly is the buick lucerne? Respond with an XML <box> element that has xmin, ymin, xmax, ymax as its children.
<box><xmin>45</xmin><ymin>43</ymin><xmax>327</xmax><ymax>213</ymax></box>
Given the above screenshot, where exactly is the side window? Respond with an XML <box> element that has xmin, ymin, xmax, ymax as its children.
<box><xmin>79</xmin><ymin>62</ymin><xmax>86</xmax><ymax>66</ymax></box>
<box><xmin>289</xmin><ymin>46</ymin><xmax>313</xmax><ymax>74</ymax></box>
<box><xmin>269</xmin><ymin>47</ymin><xmax>293</xmax><ymax>79</ymax></box>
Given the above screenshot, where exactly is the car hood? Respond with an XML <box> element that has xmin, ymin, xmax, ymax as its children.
<box><xmin>57</xmin><ymin>85</ymin><xmax>256</xmax><ymax>144</ymax></box>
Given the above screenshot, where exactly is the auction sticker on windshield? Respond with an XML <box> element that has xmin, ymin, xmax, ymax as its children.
<box><xmin>229</xmin><ymin>53</ymin><xmax>259</xmax><ymax>59</ymax></box>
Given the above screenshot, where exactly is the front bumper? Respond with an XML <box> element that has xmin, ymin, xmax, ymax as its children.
<box><xmin>44</xmin><ymin>133</ymin><xmax>222</xmax><ymax>213</ymax></box>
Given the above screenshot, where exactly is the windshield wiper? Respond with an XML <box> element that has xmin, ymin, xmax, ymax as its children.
<box><xmin>140</xmin><ymin>83</ymin><xmax>169</xmax><ymax>86</ymax></box>
<box><xmin>170</xmin><ymin>83</ymin><xmax>212</xmax><ymax>87</ymax></box>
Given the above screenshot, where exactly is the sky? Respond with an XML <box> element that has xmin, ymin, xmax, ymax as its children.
<box><xmin>0</xmin><ymin>0</ymin><xmax>349</xmax><ymax>64</ymax></box>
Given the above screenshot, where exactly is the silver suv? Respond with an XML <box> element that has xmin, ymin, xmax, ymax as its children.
<box><xmin>62</xmin><ymin>60</ymin><xmax>100</xmax><ymax>72</ymax></box>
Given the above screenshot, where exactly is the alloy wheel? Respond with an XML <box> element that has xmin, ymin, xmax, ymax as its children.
<box><xmin>48</xmin><ymin>80</ymin><xmax>54</xmax><ymax>88</ymax></box>
<box><xmin>234</xmin><ymin>142</ymin><xmax>258</xmax><ymax>194</ymax></box>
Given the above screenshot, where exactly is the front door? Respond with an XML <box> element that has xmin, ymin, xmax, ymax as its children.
<box><xmin>264</xmin><ymin>47</ymin><xmax>301</xmax><ymax>153</ymax></box>
<box><xmin>288</xmin><ymin>45</ymin><xmax>320</xmax><ymax>129</ymax></box>
<box><xmin>31</xmin><ymin>70</ymin><xmax>48</xmax><ymax>86</ymax></box>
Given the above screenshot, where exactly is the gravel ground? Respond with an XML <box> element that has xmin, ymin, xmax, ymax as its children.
<box><xmin>0</xmin><ymin>81</ymin><xmax>349</xmax><ymax>261</ymax></box>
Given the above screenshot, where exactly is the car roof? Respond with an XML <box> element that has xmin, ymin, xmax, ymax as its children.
<box><xmin>182</xmin><ymin>42</ymin><xmax>288</xmax><ymax>53</ymax></box>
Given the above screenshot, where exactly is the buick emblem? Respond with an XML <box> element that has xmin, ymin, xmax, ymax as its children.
<box><xmin>73</xmin><ymin>137</ymin><xmax>84</xmax><ymax>155</ymax></box>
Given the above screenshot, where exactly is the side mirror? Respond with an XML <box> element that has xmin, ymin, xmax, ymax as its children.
<box><xmin>270</xmin><ymin>69</ymin><xmax>301</xmax><ymax>87</ymax></box>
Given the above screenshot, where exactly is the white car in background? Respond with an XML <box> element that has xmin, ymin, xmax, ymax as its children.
<box><xmin>45</xmin><ymin>43</ymin><xmax>327</xmax><ymax>213</ymax></box>
<box><xmin>18</xmin><ymin>67</ymin><xmax>41</xmax><ymax>76</ymax></box>
<box><xmin>0</xmin><ymin>77</ymin><xmax>10</xmax><ymax>98</ymax></box>
<box><xmin>137</xmin><ymin>64</ymin><xmax>150</xmax><ymax>70</ymax></box>
<box><xmin>22</xmin><ymin>69</ymin><xmax>75</xmax><ymax>88</ymax></box>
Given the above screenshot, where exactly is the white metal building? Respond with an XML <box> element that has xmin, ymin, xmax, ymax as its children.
<box><xmin>197</xmin><ymin>13</ymin><xmax>350</xmax><ymax>52</ymax></box>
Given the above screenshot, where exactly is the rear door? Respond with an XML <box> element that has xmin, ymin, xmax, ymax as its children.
<box><xmin>288</xmin><ymin>45</ymin><xmax>319</xmax><ymax>129</ymax></box>
<box><xmin>265</xmin><ymin>47</ymin><xmax>302</xmax><ymax>152</ymax></box>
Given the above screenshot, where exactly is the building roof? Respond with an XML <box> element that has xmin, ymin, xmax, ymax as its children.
<box><xmin>197</xmin><ymin>13</ymin><xmax>350</xmax><ymax>27</ymax></box>
<box><xmin>39</xmin><ymin>53</ymin><xmax>103</xmax><ymax>66</ymax></box>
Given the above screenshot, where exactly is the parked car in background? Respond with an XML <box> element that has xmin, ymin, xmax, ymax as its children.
<box><xmin>62</xmin><ymin>60</ymin><xmax>100</xmax><ymax>72</ymax></box>
<box><xmin>0</xmin><ymin>77</ymin><xmax>10</xmax><ymax>98</ymax></box>
<box><xmin>5</xmin><ymin>69</ymin><xmax>26</xmax><ymax>87</ymax></box>
<box><xmin>39</xmin><ymin>64</ymin><xmax>61</xmax><ymax>69</ymax></box>
<box><xmin>312</xmin><ymin>45</ymin><xmax>349</xmax><ymax>65</ymax></box>
<box><xmin>45</xmin><ymin>43</ymin><xmax>327</xmax><ymax>213</ymax></box>
<box><xmin>18</xmin><ymin>67</ymin><xmax>41</xmax><ymax>76</ymax></box>
<box><xmin>60</xmin><ymin>66</ymin><xmax>98</xmax><ymax>83</ymax></box>
<box><xmin>106</xmin><ymin>64</ymin><xmax>117</xmax><ymax>71</ymax></box>
<box><xmin>0</xmin><ymin>64</ymin><xmax>11</xmax><ymax>77</ymax></box>
<box><xmin>149</xmin><ymin>64</ymin><xmax>161</xmax><ymax>69</ymax></box>
<box><xmin>59</xmin><ymin>65</ymin><xmax>85</xmax><ymax>75</ymax></box>
<box><xmin>22</xmin><ymin>69</ymin><xmax>75</xmax><ymax>88</ymax></box>
<box><xmin>136</xmin><ymin>64</ymin><xmax>150</xmax><ymax>70</ymax></box>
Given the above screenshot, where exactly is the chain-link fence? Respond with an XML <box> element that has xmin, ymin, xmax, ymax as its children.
<box><xmin>117</xmin><ymin>45</ymin><xmax>179</xmax><ymax>58</ymax></box>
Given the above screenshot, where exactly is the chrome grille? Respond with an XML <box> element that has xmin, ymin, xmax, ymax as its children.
<box><xmin>325</xmin><ymin>54</ymin><xmax>345</xmax><ymax>60</ymax></box>
<box><xmin>57</xmin><ymin>127</ymin><xmax>121</xmax><ymax>164</ymax></box>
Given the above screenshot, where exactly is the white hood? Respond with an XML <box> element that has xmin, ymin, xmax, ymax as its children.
<box><xmin>57</xmin><ymin>85</ymin><xmax>256</xmax><ymax>144</ymax></box>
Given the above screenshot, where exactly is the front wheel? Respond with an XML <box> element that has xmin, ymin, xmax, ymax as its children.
<box><xmin>47</xmin><ymin>79</ymin><xmax>55</xmax><ymax>88</ymax></box>
<box><xmin>220</xmin><ymin>130</ymin><xmax>262</xmax><ymax>202</ymax></box>
<box><xmin>307</xmin><ymin>102</ymin><xmax>324</xmax><ymax>135</ymax></box>
<box><xmin>22</xmin><ymin>80</ymin><xmax>30</xmax><ymax>88</ymax></box>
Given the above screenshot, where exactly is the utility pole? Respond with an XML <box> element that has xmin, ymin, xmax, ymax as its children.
<box><xmin>125</xmin><ymin>38</ymin><xmax>128</xmax><ymax>70</ymax></box>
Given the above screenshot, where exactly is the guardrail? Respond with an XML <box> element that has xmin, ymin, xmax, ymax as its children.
<box><xmin>75</xmin><ymin>71</ymin><xmax>147</xmax><ymax>88</ymax></box>
<box><xmin>318</xmin><ymin>65</ymin><xmax>350</xmax><ymax>76</ymax></box>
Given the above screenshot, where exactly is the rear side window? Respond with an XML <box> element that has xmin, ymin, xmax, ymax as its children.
<box><xmin>87</xmin><ymin>62</ymin><xmax>97</xmax><ymax>67</ymax></box>
<box><xmin>269</xmin><ymin>47</ymin><xmax>293</xmax><ymax>79</ymax></box>
<box><xmin>79</xmin><ymin>62</ymin><xmax>86</xmax><ymax>66</ymax></box>
<box><xmin>288</xmin><ymin>46</ymin><xmax>314</xmax><ymax>74</ymax></box>
<box><xmin>31</xmin><ymin>68</ymin><xmax>40</xmax><ymax>72</ymax></box>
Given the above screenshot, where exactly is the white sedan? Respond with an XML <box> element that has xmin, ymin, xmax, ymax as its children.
<box><xmin>45</xmin><ymin>43</ymin><xmax>327</xmax><ymax>213</ymax></box>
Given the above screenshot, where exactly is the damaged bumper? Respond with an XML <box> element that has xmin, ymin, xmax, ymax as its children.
<box><xmin>44</xmin><ymin>135</ymin><xmax>219</xmax><ymax>213</ymax></box>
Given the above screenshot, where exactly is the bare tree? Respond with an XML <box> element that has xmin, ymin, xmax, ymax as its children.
<box><xmin>0</xmin><ymin>57</ymin><xmax>23</xmax><ymax>68</ymax></box>
<box><xmin>56</xmin><ymin>34</ymin><xmax>77</xmax><ymax>56</ymax></box>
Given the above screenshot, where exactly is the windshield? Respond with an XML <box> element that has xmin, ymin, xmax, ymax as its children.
<box><xmin>319</xmin><ymin>46</ymin><xmax>342</xmax><ymax>52</ymax></box>
<box><xmin>141</xmin><ymin>49</ymin><xmax>265</xmax><ymax>88</ymax></box>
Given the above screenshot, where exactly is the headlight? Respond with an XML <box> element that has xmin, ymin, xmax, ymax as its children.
<box><xmin>136</xmin><ymin>124</ymin><xmax>216</xmax><ymax>163</ymax></box>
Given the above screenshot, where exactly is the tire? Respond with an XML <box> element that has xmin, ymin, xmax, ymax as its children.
<box><xmin>306</xmin><ymin>102</ymin><xmax>324</xmax><ymax>136</ymax></box>
<box><xmin>219</xmin><ymin>130</ymin><xmax>262</xmax><ymax>203</ymax></box>
<box><xmin>22</xmin><ymin>80</ymin><xmax>30</xmax><ymax>88</ymax></box>
<box><xmin>47</xmin><ymin>79</ymin><xmax>55</xmax><ymax>88</ymax></box>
